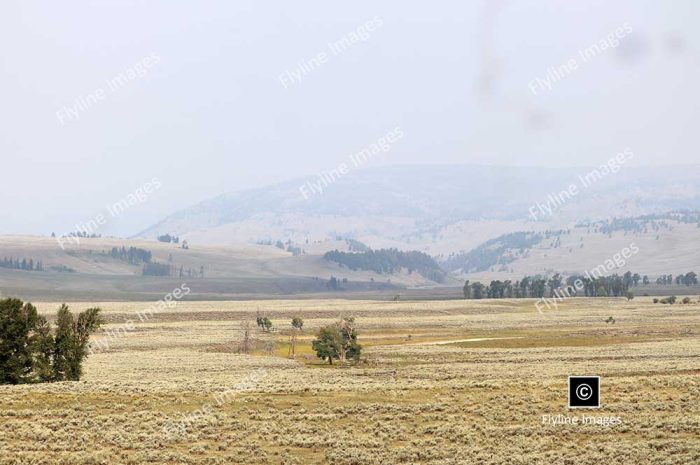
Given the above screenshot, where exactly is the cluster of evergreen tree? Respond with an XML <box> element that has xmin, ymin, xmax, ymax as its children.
<box><xmin>142</xmin><ymin>262</ymin><xmax>172</xmax><ymax>277</ymax></box>
<box><xmin>345</xmin><ymin>239</ymin><xmax>370</xmax><ymax>252</ymax></box>
<box><xmin>176</xmin><ymin>265</ymin><xmax>204</xmax><ymax>279</ymax></box>
<box><xmin>258</xmin><ymin>239</ymin><xmax>306</xmax><ymax>256</ymax></box>
<box><xmin>0</xmin><ymin>299</ymin><xmax>102</xmax><ymax>384</ymax></box>
<box><xmin>465</xmin><ymin>270</ymin><xmax>698</xmax><ymax>300</ymax></box>
<box><xmin>577</xmin><ymin>211</ymin><xmax>700</xmax><ymax>236</ymax></box>
<box><xmin>463</xmin><ymin>271</ymin><xmax>698</xmax><ymax>299</ymax></box>
<box><xmin>287</xmin><ymin>245</ymin><xmax>303</xmax><ymax>256</ymax></box>
<box><xmin>55</xmin><ymin>231</ymin><xmax>101</xmax><ymax>239</ymax></box>
<box><xmin>157</xmin><ymin>234</ymin><xmax>180</xmax><ymax>244</ymax></box>
<box><xmin>0</xmin><ymin>257</ymin><xmax>43</xmax><ymax>271</ymax></box>
<box><xmin>325</xmin><ymin>276</ymin><xmax>348</xmax><ymax>290</ymax></box>
<box><xmin>51</xmin><ymin>264</ymin><xmax>76</xmax><ymax>273</ymax></box>
<box><xmin>107</xmin><ymin>246</ymin><xmax>152</xmax><ymax>265</ymax></box>
<box><xmin>323</xmin><ymin>248</ymin><xmax>446</xmax><ymax>283</ymax></box>
<box><xmin>587</xmin><ymin>217</ymin><xmax>669</xmax><ymax>235</ymax></box>
<box><xmin>464</xmin><ymin>273</ymin><xmax>635</xmax><ymax>299</ymax></box>
<box><xmin>657</xmin><ymin>272</ymin><xmax>698</xmax><ymax>286</ymax></box>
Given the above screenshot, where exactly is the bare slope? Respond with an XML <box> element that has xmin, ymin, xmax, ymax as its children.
<box><xmin>0</xmin><ymin>235</ymin><xmax>448</xmax><ymax>300</ymax></box>
<box><xmin>460</xmin><ymin>218</ymin><xmax>700</xmax><ymax>281</ymax></box>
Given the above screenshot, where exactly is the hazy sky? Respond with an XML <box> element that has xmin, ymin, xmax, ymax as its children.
<box><xmin>1</xmin><ymin>1</ymin><xmax>699</xmax><ymax>236</ymax></box>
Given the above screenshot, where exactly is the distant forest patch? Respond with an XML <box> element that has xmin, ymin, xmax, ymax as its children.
<box><xmin>104</xmin><ymin>246</ymin><xmax>175</xmax><ymax>277</ymax></box>
<box><xmin>0</xmin><ymin>257</ymin><xmax>44</xmax><ymax>272</ymax></box>
<box><xmin>257</xmin><ymin>239</ymin><xmax>304</xmax><ymax>256</ymax></box>
<box><xmin>107</xmin><ymin>246</ymin><xmax>152</xmax><ymax>265</ymax></box>
<box><xmin>576</xmin><ymin>211</ymin><xmax>700</xmax><ymax>235</ymax></box>
<box><xmin>345</xmin><ymin>238</ymin><xmax>370</xmax><ymax>252</ymax></box>
<box><xmin>323</xmin><ymin>248</ymin><xmax>446</xmax><ymax>283</ymax></box>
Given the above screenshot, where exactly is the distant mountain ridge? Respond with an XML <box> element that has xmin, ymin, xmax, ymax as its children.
<box><xmin>137</xmin><ymin>164</ymin><xmax>700</xmax><ymax>255</ymax></box>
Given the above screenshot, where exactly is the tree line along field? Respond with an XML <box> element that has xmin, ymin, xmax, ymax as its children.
<box><xmin>0</xmin><ymin>297</ymin><xmax>698</xmax><ymax>464</ymax></box>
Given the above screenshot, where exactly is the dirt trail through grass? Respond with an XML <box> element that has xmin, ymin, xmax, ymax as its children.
<box><xmin>409</xmin><ymin>336</ymin><xmax>526</xmax><ymax>345</ymax></box>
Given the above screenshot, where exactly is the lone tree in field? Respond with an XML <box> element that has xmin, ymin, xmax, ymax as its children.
<box><xmin>311</xmin><ymin>317</ymin><xmax>362</xmax><ymax>365</ymax></box>
<box><xmin>311</xmin><ymin>326</ymin><xmax>343</xmax><ymax>365</ymax></box>
<box><xmin>337</xmin><ymin>317</ymin><xmax>361</xmax><ymax>362</ymax></box>
<box><xmin>256</xmin><ymin>311</ymin><xmax>273</xmax><ymax>332</ymax></box>
<box><xmin>238</xmin><ymin>320</ymin><xmax>254</xmax><ymax>354</ymax></box>
<box><xmin>262</xmin><ymin>317</ymin><xmax>273</xmax><ymax>332</ymax></box>
<box><xmin>288</xmin><ymin>317</ymin><xmax>304</xmax><ymax>359</ymax></box>
<box><xmin>0</xmin><ymin>298</ymin><xmax>102</xmax><ymax>384</ymax></box>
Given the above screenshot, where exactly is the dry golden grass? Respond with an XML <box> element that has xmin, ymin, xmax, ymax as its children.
<box><xmin>1</xmin><ymin>297</ymin><xmax>698</xmax><ymax>464</ymax></box>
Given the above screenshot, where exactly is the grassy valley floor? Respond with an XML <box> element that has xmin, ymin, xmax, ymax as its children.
<box><xmin>1</xmin><ymin>297</ymin><xmax>698</xmax><ymax>464</ymax></box>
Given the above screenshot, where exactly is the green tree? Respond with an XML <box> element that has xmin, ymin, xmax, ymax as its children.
<box><xmin>338</xmin><ymin>317</ymin><xmax>362</xmax><ymax>362</ymax></box>
<box><xmin>0</xmin><ymin>299</ymin><xmax>39</xmax><ymax>384</ymax></box>
<box><xmin>31</xmin><ymin>315</ymin><xmax>54</xmax><ymax>382</ymax></box>
<box><xmin>312</xmin><ymin>326</ymin><xmax>343</xmax><ymax>365</ymax></box>
<box><xmin>69</xmin><ymin>307</ymin><xmax>103</xmax><ymax>380</ymax></box>
<box><xmin>471</xmin><ymin>282</ymin><xmax>485</xmax><ymax>299</ymax></box>
<box><xmin>52</xmin><ymin>304</ymin><xmax>74</xmax><ymax>381</ymax></box>
<box><xmin>0</xmin><ymin>299</ymin><xmax>102</xmax><ymax>384</ymax></box>
<box><xmin>289</xmin><ymin>317</ymin><xmax>304</xmax><ymax>358</ymax></box>
<box><xmin>632</xmin><ymin>273</ymin><xmax>641</xmax><ymax>286</ymax></box>
<box><xmin>262</xmin><ymin>317</ymin><xmax>273</xmax><ymax>332</ymax></box>
<box><xmin>53</xmin><ymin>305</ymin><xmax>103</xmax><ymax>381</ymax></box>
<box><xmin>463</xmin><ymin>280</ymin><xmax>471</xmax><ymax>299</ymax></box>
<box><xmin>312</xmin><ymin>318</ymin><xmax>362</xmax><ymax>364</ymax></box>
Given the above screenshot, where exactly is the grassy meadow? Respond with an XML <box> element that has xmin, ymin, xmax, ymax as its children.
<box><xmin>1</xmin><ymin>297</ymin><xmax>698</xmax><ymax>464</ymax></box>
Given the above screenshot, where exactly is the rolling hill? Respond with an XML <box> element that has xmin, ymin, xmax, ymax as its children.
<box><xmin>137</xmin><ymin>164</ymin><xmax>700</xmax><ymax>257</ymax></box>
<box><xmin>3</xmin><ymin>165</ymin><xmax>700</xmax><ymax>300</ymax></box>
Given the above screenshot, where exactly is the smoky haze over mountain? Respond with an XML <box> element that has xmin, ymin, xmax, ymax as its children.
<box><xmin>1</xmin><ymin>1</ymin><xmax>699</xmax><ymax>236</ymax></box>
<box><xmin>139</xmin><ymin>164</ymin><xmax>700</xmax><ymax>243</ymax></box>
